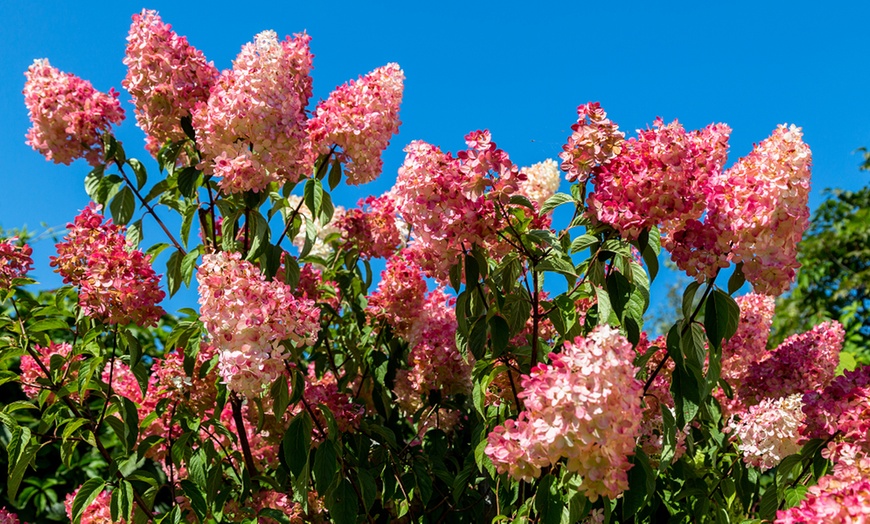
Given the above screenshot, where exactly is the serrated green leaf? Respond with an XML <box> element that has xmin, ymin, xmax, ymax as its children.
<box><xmin>180</xmin><ymin>479</ymin><xmax>207</xmax><ymax>523</ymax></box>
<box><xmin>71</xmin><ymin>478</ymin><xmax>105</xmax><ymax>524</ymax></box>
<box><xmin>540</xmin><ymin>192</ymin><xmax>573</xmax><ymax>215</ymax></box>
<box><xmin>110</xmin><ymin>186</ymin><xmax>136</xmax><ymax>225</ymax></box>
<box><xmin>283</xmin><ymin>411</ymin><xmax>312</xmax><ymax>478</ymax></box>
<box><xmin>326</xmin><ymin>478</ymin><xmax>358</xmax><ymax>524</ymax></box>
<box><xmin>127</xmin><ymin>159</ymin><xmax>147</xmax><ymax>190</ymax></box>
<box><xmin>27</xmin><ymin>318</ymin><xmax>69</xmax><ymax>332</ymax></box>
<box><xmin>166</xmin><ymin>250</ymin><xmax>183</xmax><ymax>297</ymax></box>
<box><xmin>313</xmin><ymin>440</ymin><xmax>338</xmax><ymax>493</ymax></box>
<box><xmin>177</xmin><ymin>167</ymin><xmax>201</xmax><ymax>199</ymax></box>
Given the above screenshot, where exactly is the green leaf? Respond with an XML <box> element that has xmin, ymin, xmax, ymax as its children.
<box><xmin>682</xmin><ymin>281</ymin><xmax>701</xmax><ymax>319</ymax></box>
<box><xmin>605</xmin><ymin>271</ymin><xmax>632</xmax><ymax>320</ymax></box>
<box><xmin>758</xmin><ymin>482</ymin><xmax>779</xmax><ymax>521</ymax></box>
<box><xmin>177</xmin><ymin>167</ymin><xmax>201</xmax><ymax>199</ymax></box>
<box><xmin>27</xmin><ymin>318</ymin><xmax>68</xmax><ymax>332</ymax></box>
<box><xmin>569</xmin><ymin>234</ymin><xmax>599</xmax><ymax>255</ymax></box>
<box><xmin>127</xmin><ymin>159</ymin><xmax>148</xmax><ymax>190</ymax></box>
<box><xmin>71</xmin><ymin>478</ymin><xmax>105</xmax><ymax>524</ymax></box>
<box><xmin>84</xmin><ymin>167</ymin><xmax>105</xmax><ymax>202</ymax></box>
<box><xmin>465</xmin><ymin>253</ymin><xmax>479</xmax><ymax>289</ymax></box>
<box><xmin>326</xmin><ymin>478</ymin><xmax>358</xmax><ymax>524</ymax></box>
<box><xmin>328</xmin><ymin>159</ymin><xmax>342</xmax><ymax>190</ymax></box>
<box><xmin>622</xmin><ymin>449</ymin><xmax>656</xmax><ymax>518</ymax></box>
<box><xmin>468</xmin><ymin>316</ymin><xmax>488</xmax><ymax>360</ymax></box>
<box><xmin>110</xmin><ymin>480</ymin><xmax>134</xmax><ymax>523</ymax></box>
<box><xmin>488</xmin><ymin>315</ymin><xmax>510</xmax><ymax>355</ymax></box>
<box><xmin>728</xmin><ymin>262</ymin><xmax>746</xmax><ymax>295</ymax></box>
<box><xmin>166</xmin><ymin>250</ymin><xmax>183</xmax><ymax>297</ymax></box>
<box><xmin>180</xmin><ymin>479</ymin><xmax>207</xmax><ymax>523</ymax></box>
<box><xmin>357</xmin><ymin>468</ymin><xmax>376</xmax><ymax>513</ymax></box>
<box><xmin>283</xmin><ymin>411</ymin><xmax>312</xmax><ymax>478</ymax></box>
<box><xmin>270</xmin><ymin>375</ymin><xmax>290</xmax><ymax>420</ymax></box>
<box><xmin>303</xmin><ymin>178</ymin><xmax>324</xmax><ymax>219</ymax></box>
<box><xmin>594</xmin><ymin>286</ymin><xmax>613</xmax><ymax>326</ymax></box>
<box><xmin>313</xmin><ymin>440</ymin><xmax>338</xmax><ymax>493</ymax></box>
<box><xmin>534</xmin><ymin>474</ymin><xmax>563</xmax><ymax>524</ymax></box>
<box><xmin>127</xmin><ymin>219</ymin><xmax>143</xmax><ymax>248</ymax></box>
<box><xmin>110</xmin><ymin>186</ymin><xmax>136</xmax><ymax>226</ymax></box>
<box><xmin>704</xmin><ymin>289</ymin><xmax>740</xmax><ymax>350</ymax></box>
<box><xmin>540</xmin><ymin>192</ymin><xmax>573</xmax><ymax>215</ymax></box>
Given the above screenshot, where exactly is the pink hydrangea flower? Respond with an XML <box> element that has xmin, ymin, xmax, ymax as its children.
<box><xmin>716</xmin><ymin>293</ymin><xmax>776</xmax><ymax>416</ymax></box>
<box><xmin>307</xmin><ymin>63</ymin><xmax>404</xmax><ymax>185</ymax></box>
<box><xmin>560</xmin><ymin>102</ymin><xmax>625</xmax><ymax>183</ymax></box>
<box><xmin>366</xmin><ymin>250</ymin><xmax>427</xmax><ymax>337</ymax></box>
<box><xmin>302</xmin><ymin>364</ymin><xmax>365</xmax><ymax>440</ymax></box>
<box><xmin>739</xmin><ymin>321</ymin><xmax>843</xmax><ymax>405</ymax></box>
<box><xmin>0</xmin><ymin>508</ymin><xmax>20</xmax><ymax>524</ymax></box>
<box><xmin>485</xmin><ymin>325</ymin><xmax>644</xmax><ymax>501</ymax></box>
<box><xmin>393</xmin><ymin>131</ymin><xmax>519</xmax><ymax>280</ymax></box>
<box><xmin>802</xmin><ymin>365</ymin><xmax>870</xmax><ymax>464</ymax></box>
<box><xmin>51</xmin><ymin>205</ymin><xmax>165</xmax><ymax>326</ymax></box>
<box><xmin>775</xmin><ymin>474</ymin><xmax>870</xmax><ymax>523</ymax></box>
<box><xmin>667</xmin><ymin>125</ymin><xmax>811</xmax><ymax>295</ymax></box>
<box><xmin>123</xmin><ymin>9</ymin><xmax>217</xmax><ymax>155</ymax></box>
<box><xmin>338</xmin><ymin>192</ymin><xmax>407</xmax><ymax>259</ymax></box>
<box><xmin>730</xmin><ymin>394</ymin><xmax>805</xmax><ymax>470</ymax></box>
<box><xmin>197</xmin><ymin>252</ymin><xmax>320</xmax><ymax>397</ymax></box>
<box><xmin>19</xmin><ymin>342</ymin><xmax>80</xmax><ymax>400</ymax></box>
<box><xmin>393</xmin><ymin>288</ymin><xmax>472</xmax><ymax>426</ymax></box>
<box><xmin>587</xmin><ymin>118</ymin><xmax>731</xmax><ymax>240</ymax></box>
<box><xmin>194</xmin><ymin>31</ymin><xmax>313</xmax><ymax>193</ymax></box>
<box><xmin>23</xmin><ymin>59</ymin><xmax>125</xmax><ymax>166</ymax></box>
<box><xmin>0</xmin><ymin>238</ymin><xmax>33</xmax><ymax>289</ymax></box>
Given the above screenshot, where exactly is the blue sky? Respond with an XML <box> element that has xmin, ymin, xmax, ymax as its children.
<box><xmin>2</xmin><ymin>1</ymin><xmax>869</xmax><ymax>316</ymax></box>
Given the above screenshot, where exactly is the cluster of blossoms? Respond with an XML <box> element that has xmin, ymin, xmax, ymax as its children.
<box><xmin>23</xmin><ymin>59</ymin><xmax>125</xmax><ymax>166</ymax></box>
<box><xmin>19</xmin><ymin>342</ymin><xmax>79</xmax><ymax>399</ymax></box>
<box><xmin>517</xmin><ymin>159</ymin><xmax>561</xmax><ymax>208</ymax></box>
<box><xmin>197</xmin><ymin>251</ymin><xmax>320</xmax><ymax>397</ymax></box>
<box><xmin>729</xmin><ymin>394</ymin><xmax>805</xmax><ymax>469</ymax></box>
<box><xmin>193</xmin><ymin>31</ymin><xmax>313</xmax><ymax>193</ymax></box>
<box><xmin>301</xmin><ymin>363</ymin><xmax>365</xmax><ymax>440</ymax></box>
<box><xmin>123</xmin><ymin>10</ymin><xmax>217</xmax><ymax>155</ymax></box>
<box><xmin>223</xmin><ymin>489</ymin><xmax>324</xmax><ymax>523</ymax></box>
<box><xmin>775</xmin><ymin>447</ymin><xmax>870</xmax><ymax>523</ymax></box>
<box><xmin>485</xmin><ymin>326</ymin><xmax>643</xmax><ymax>500</ymax></box>
<box><xmin>365</xmin><ymin>250</ymin><xmax>427</xmax><ymax>336</ymax></box>
<box><xmin>393</xmin><ymin>288</ymin><xmax>472</xmax><ymax>427</ymax></box>
<box><xmin>738</xmin><ymin>320</ymin><xmax>843</xmax><ymax>405</ymax></box>
<box><xmin>338</xmin><ymin>193</ymin><xmax>407</xmax><ymax>259</ymax></box>
<box><xmin>0</xmin><ymin>508</ymin><xmax>20</xmax><ymax>524</ymax></box>
<box><xmin>50</xmin><ymin>205</ymin><xmax>165</xmax><ymax>326</ymax></box>
<box><xmin>0</xmin><ymin>239</ymin><xmax>33</xmax><ymax>289</ymax></box>
<box><xmin>307</xmin><ymin>63</ymin><xmax>404</xmax><ymax>185</ymax></box>
<box><xmin>716</xmin><ymin>293</ymin><xmax>776</xmax><ymax>415</ymax></box>
<box><xmin>802</xmin><ymin>365</ymin><xmax>870</xmax><ymax>464</ymax></box>
<box><xmin>586</xmin><ymin>117</ymin><xmax>731</xmax><ymax>240</ymax></box>
<box><xmin>667</xmin><ymin>125</ymin><xmax>812</xmax><ymax>294</ymax></box>
<box><xmin>560</xmin><ymin>102</ymin><xmax>624</xmax><ymax>183</ymax></box>
<box><xmin>393</xmin><ymin>131</ymin><xmax>521</xmax><ymax>279</ymax></box>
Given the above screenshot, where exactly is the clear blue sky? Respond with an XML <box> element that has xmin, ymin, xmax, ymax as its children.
<box><xmin>2</xmin><ymin>1</ymin><xmax>869</xmax><ymax>315</ymax></box>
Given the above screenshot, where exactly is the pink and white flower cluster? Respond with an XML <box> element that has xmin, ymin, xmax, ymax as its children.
<box><xmin>393</xmin><ymin>131</ymin><xmax>520</xmax><ymax>279</ymax></box>
<box><xmin>393</xmin><ymin>288</ymin><xmax>472</xmax><ymax>424</ymax></box>
<box><xmin>65</xmin><ymin>488</ymin><xmax>116</xmax><ymax>524</ymax></box>
<box><xmin>23</xmin><ymin>59</ymin><xmax>125</xmax><ymax>166</ymax></box>
<box><xmin>0</xmin><ymin>239</ymin><xmax>33</xmax><ymax>289</ymax></box>
<box><xmin>802</xmin><ymin>365</ymin><xmax>870</xmax><ymax>464</ymax></box>
<box><xmin>560</xmin><ymin>102</ymin><xmax>624</xmax><ymax>183</ymax></box>
<box><xmin>716</xmin><ymin>293</ymin><xmax>776</xmax><ymax>416</ymax></box>
<box><xmin>123</xmin><ymin>10</ymin><xmax>217</xmax><ymax>155</ymax></box>
<box><xmin>667</xmin><ymin>125</ymin><xmax>812</xmax><ymax>295</ymax></box>
<box><xmin>197</xmin><ymin>251</ymin><xmax>320</xmax><ymax>396</ymax></box>
<box><xmin>193</xmin><ymin>31</ymin><xmax>313</xmax><ymax>193</ymax></box>
<box><xmin>587</xmin><ymin>118</ymin><xmax>731</xmax><ymax>240</ymax></box>
<box><xmin>485</xmin><ymin>325</ymin><xmax>643</xmax><ymax>500</ymax></box>
<box><xmin>738</xmin><ymin>320</ymin><xmax>843</xmax><ymax>405</ymax></box>
<box><xmin>729</xmin><ymin>393</ymin><xmax>805</xmax><ymax>470</ymax></box>
<box><xmin>338</xmin><ymin>193</ymin><xmax>407</xmax><ymax>259</ymax></box>
<box><xmin>51</xmin><ymin>205</ymin><xmax>165</xmax><ymax>326</ymax></box>
<box><xmin>308</xmin><ymin>63</ymin><xmax>404</xmax><ymax>185</ymax></box>
<box><xmin>366</xmin><ymin>251</ymin><xmax>428</xmax><ymax>336</ymax></box>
